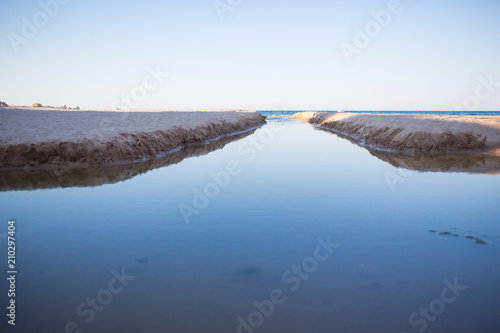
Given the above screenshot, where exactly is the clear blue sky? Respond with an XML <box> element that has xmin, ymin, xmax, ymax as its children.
<box><xmin>1</xmin><ymin>0</ymin><xmax>499</xmax><ymax>110</ymax></box>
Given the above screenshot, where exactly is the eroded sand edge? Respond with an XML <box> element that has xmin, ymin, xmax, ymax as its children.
<box><xmin>0</xmin><ymin>108</ymin><xmax>266</xmax><ymax>170</ymax></box>
<box><xmin>293</xmin><ymin>112</ymin><xmax>500</xmax><ymax>155</ymax></box>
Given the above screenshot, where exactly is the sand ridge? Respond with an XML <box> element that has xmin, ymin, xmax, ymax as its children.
<box><xmin>293</xmin><ymin>112</ymin><xmax>500</xmax><ymax>155</ymax></box>
<box><xmin>0</xmin><ymin>107</ymin><xmax>266</xmax><ymax>170</ymax></box>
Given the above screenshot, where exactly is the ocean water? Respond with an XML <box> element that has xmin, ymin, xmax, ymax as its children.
<box><xmin>1</xmin><ymin>118</ymin><xmax>500</xmax><ymax>333</ymax></box>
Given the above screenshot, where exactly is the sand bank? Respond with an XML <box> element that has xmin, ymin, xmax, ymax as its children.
<box><xmin>0</xmin><ymin>129</ymin><xmax>256</xmax><ymax>191</ymax></box>
<box><xmin>293</xmin><ymin>112</ymin><xmax>500</xmax><ymax>155</ymax></box>
<box><xmin>313</xmin><ymin>126</ymin><xmax>500</xmax><ymax>174</ymax></box>
<box><xmin>0</xmin><ymin>107</ymin><xmax>265</xmax><ymax>170</ymax></box>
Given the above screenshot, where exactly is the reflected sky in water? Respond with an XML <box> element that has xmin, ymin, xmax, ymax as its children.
<box><xmin>1</xmin><ymin>119</ymin><xmax>499</xmax><ymax>333</ymax></box>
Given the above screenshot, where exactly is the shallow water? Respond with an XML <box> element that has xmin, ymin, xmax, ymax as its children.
<box><xmin>1</xmin><ymin>118</ymin><xmax>499</xmax><ymax>333</ymax></box>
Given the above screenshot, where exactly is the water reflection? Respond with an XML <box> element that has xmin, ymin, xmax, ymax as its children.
<box><xmin>0</xmin><ymin>129</ymin><xmax>256</xmax><ymax>191</ymax></box>
<box><xmin>367</xmin><ymin>149</ymin><xmax>500</xmax><ymax>174</ymax></box>
<box><xmin>315</xmin><ymin>127</ymin><xmax>500</xmax><ymax>174</ymax></box>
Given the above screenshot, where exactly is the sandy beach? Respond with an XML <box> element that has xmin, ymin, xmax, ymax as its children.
<box><xmin>293</xmin><ymin>112</ymin><xmax>500</xmax><ymax>155</ymax></box>
<box><xmin>0</xmin><ymin>107</ymin><xmax>265</xmax><ymax>170</ymax></box>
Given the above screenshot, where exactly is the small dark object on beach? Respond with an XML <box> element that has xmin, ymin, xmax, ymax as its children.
<box><xmin>465</xmin><ymin>235</ymin><xmax>475</xmax><ymax>239</ymax></box>
<box><xmin>475</xmin><ymin>238</ymin><xmax>487</xmax><ymax>245</ymax></box>
<box><xmin>429</xmin><ymin>230</ymin><xmax>437</xmax><ymax>233</ymax></box>
<box><xmin>439</xmin><ymin>231</ymin><xmax>451</xmax><ymax>235</ymax></box>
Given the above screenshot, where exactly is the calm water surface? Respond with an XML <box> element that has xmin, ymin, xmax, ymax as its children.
<box><xmin>1</xmin><ymin>118</ymin><xmax>499</xmax><ymax>333</ymax></box>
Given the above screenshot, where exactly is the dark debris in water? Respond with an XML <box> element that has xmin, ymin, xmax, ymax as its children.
<box><xmin>475</xmin><ymin>238</ymin><xmax>487</xmax><ymax>245</ymax></box>
<box><xmin>236</xmin><ymin>266</ymin><xmax>262</xmax><ymax>276</ymax></box>
<box><xmin>135</xmin><ymin>256</ymin><xmax>149</xmax><ymax>264</ymax></box>
<box><xmin>430</xmin><ymin>230</ymin><xmax>489</xmax><ymax>245</ymax></box>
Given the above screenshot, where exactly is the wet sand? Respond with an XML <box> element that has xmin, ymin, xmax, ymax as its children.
<box><xmin>293</xmin><ymin>112</ymin><xmax>500</xmax><ymax>155</ymax></box>
<box><xmin>0</xmin><ymin>107</ymin><xmax>265</xmax><ymax>170</ymax></box>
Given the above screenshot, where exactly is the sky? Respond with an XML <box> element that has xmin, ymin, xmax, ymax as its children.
<box><xmin>1</xmin><ymin>0</ymin><xmax>499</xmax><ymax>111</ymax></box>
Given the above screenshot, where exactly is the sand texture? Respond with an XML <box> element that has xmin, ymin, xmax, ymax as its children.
<box><xmin>293</xmin><ymin>112</ymin><xmax>500</xmax><ymax>155</ymax></box>
<box><xmin>0</xmin><ymin>107</ymin><xmax>265</xmax><ymax>170</ymax></box>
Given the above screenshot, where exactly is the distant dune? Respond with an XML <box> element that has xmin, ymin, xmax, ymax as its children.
<box><xmin>0</xmin><ymin>107</ymin><xmax>266</xmax><ymax>170</ymax></box>
<box><xmin>293</xmin><ymin>112</ymin><xmax>500</xmax><ymax>155</ymax></box>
